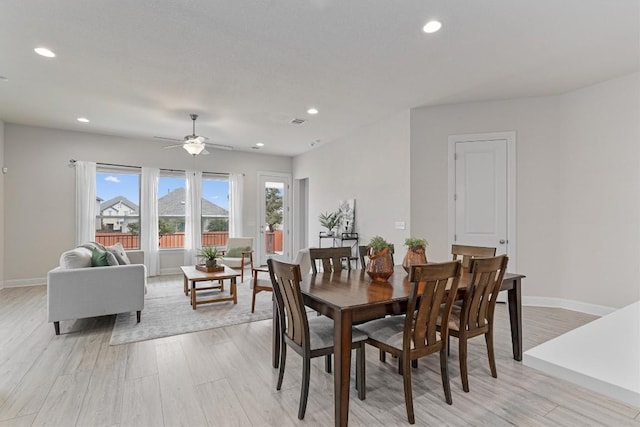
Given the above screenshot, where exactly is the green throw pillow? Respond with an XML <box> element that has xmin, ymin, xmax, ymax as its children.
<box><xmin>91</xmin><ymin>247</ymin><xmax>111</xmax><ymax>267</ymax></box>
<box><xmin>226</xmin><ymin>246</ymin><xmax>251</xmax><ymax>258</ymax></box>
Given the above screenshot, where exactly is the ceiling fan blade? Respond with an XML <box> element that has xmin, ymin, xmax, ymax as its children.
<box><xmin>201</xmin><ymin>148</ymin><xmax>210</xmax><ymax>155</ymax></box>
<box><xmin>163</xmin><ymin>144</ymin><xmax>183</xmax><ymax>149</ymax></box>
<box><xmin>204</xmin><ymin>143</ymin><xmax>233</xmax><ymax>151</ymax></box>
<box><xmin>195</xmin><ymin>136</ymin><xmax>206</xmax><ymax>143</ymax></box>
<box><xmin>154</xmin><ymin>136</ymin><xmax>182</xmax><ymax>142</ymax></box>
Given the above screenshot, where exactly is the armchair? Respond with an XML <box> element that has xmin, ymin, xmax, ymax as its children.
<box><xmin>220</xmin><ymin>237</ymin><xmax>254</xmax><ymax>282</ymax></box>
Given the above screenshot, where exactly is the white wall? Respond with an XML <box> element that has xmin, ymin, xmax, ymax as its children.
<box><xmin>293</xmin><ymin>110</ymin><xmax>411</xmax><ymax>258</ymax></box>
<box><xmin>410</xmin><ymin>73</ymin><xmax>640</xmax><ymax>309</ymax></box>
<box><xmin>0</xmin><ymin>121</ymin><xmax>5</xmax><ymax>288</ymax></box>
<box><xmin>3</xmin><ymin>124</ymin><xmax>291</xmax><ymax>284</ymax></box>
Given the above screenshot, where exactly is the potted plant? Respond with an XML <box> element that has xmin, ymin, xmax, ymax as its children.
<box><xmin>365</xmin><ymin>235</ymin><xmax>394</xmax><ymax>282</ymax></box>
<box><xmin>319</xmin><ymin>210</ymin><xmax>342</xmax><ymax>236</ymax></box>
<box><xmin>197</xmin><ymin>246</ymin><xmax>222</xmax><ymax>268</ymax></box>
<box><xmin>402</xmin><ymin>237</ymin><xmax>428</xmax><ymax>273</ymax></box>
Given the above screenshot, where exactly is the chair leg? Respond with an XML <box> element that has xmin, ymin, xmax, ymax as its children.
<box><xmin>440</xmin><ymin>348</ymin><xmax>453</xmax><ymax>405</ymax></box>
<box><xmin>356</xmin><ymin>345</ymin><xmax>366</xmax><ymax>400</ymax></box>
<box><xmin>325</xmin><ymin>354</ymin><xmax>332</xmax><ymax>373</ymax></box>
<box><xmin>401</xmin><ymin>356</ymin><xmax>415</xmax><ymax>424</ymax></box>
<box><xmin>251</xmin><ymin>287</ymin><xmax>257</xmax><ymax>313</ymax></box>
<box><xmin>459</xmin><ymin>336</ymin><xmax>469</xmax><ymax>393</ymax></box>
<box><xmin>485</xmin><ymin>329</ymin><xmax>498</xmax><ymax>378</ymax></box>
<box><xmin>398</xmin><ymin>356</ymin><xmax>403</xmax><ymax>375</ymax></box>
<box><xmin>298</xmin><ymin>356</ymin><xmax>311</xmax><ymax>420</ymax></box>
<box><xmin>411</xmin><ymin>360</ymin><xmax>418</xmax><ymax>368</ymax></box>
<box><xmin>379</xmin><ymin>349</ymin><xmax>386</xmax><ymax>363</ymax></box>
<box><xmin>277</xmin><ymin>343</ymin><xmax>287</xmax><ymax>390</ymax></box>
<box><xmin>136</xmin><ymin>311</ymin><xmax>141</xmax><ymax>323</ymax></box>
<box><xmin>53</xmin><ymin>321</ymin><xmax>60</xmax><ymax>335</ymax></box>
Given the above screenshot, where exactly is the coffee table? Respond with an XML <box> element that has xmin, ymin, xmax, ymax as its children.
<box><xmin>180</xmin><ymin>265</ymin><xmax>242</xmax><ymax>310</ymax></box>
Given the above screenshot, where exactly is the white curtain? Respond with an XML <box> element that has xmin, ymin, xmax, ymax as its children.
<box><xmin>141</xmin><ymin>167</ymin><xmax>160</xmax><ymax>276</ymax></box>
<box><xmin>75</xmin><ymin>160</ymin><xmax>96</xmax><ymax>246</ymax></box>
<box><xmin>229</xmin><ymin>173</ymin><xmax>244</xmax><ymax>238</ymax></box>
<box><xmin>184</xmin><ymin>170</ymin><xmax>202</xmax><ymax>265</ymax></box>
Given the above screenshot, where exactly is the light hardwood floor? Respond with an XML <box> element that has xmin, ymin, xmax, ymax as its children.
<box><xmin>1</xmin><ymin>278</ymin><xmax>639</xmax><ymax>426</ymax></box>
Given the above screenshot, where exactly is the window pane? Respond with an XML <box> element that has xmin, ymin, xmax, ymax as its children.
<box><xmin>202</xmin><ymin>175</ymin><xmax>229</xmax><ymax>247</ymax></box>
<box><xmin>95</xmin><ymin>170</ymin><xmax>140</xmax><ymax>249</ymax></box>
<box><xmin>158</xmin><ymin>174</ymin><xmax>186</xmax><ymax>249</ymax></box>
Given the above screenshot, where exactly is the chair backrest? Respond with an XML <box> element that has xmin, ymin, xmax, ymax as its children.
<box><xmin>451</xmin><ymin>244</ymin><xmax>496</xmax><ymax>269</ymax></box>
<box><xmin>226</xmin><ymin>237</ymin><xmax>254</xmax><ymax>252</ymax></box>
<box><xmin>359</xmin><ymin>244</ymin><xmax>395</xmax><ymax>269</ymax></box>
<box><xmin>293</xmin><ymin>248</ymin><xmax>312</xmax><ymax>277</ymax></box>
<box><xmin>406</xmin><ymin>261</ymin><xmax>462</xmax><ymax>354</ymax></box>
<box><xmin>268</xmin><ymin>259</ymin><xmax>309</xmax><ymax>349</ymax></box>
<box><xmin>309</xmin><ymin>247</ymin><xmax>352</xmax><ymax>274</ymax></box>
<box><xmin>462</xmin><ymin>255</ymin><xmax>508</xmax><ymax>331</ymax></box>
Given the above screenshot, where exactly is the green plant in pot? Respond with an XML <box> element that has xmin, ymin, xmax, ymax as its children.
<box><xmin>366</xmin><ymin>235</ymin><xmax>394</xmax><ymax>282</ymax></box>
<box><xmin>319</xmin><ymin>210</ymin><xmax>342</xmax><ymax>236</ymax></box>
<box><xmin>402</xmin><ymin>237</ymin><xmax>428</xmax><ymax>273</ymax></box>
<box><xmin>197</xmin><ymin>246</ymin><xmax>222</xmax><ymax>268</ymax></box>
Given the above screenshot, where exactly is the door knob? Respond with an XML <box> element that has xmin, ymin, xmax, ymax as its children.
<box><xmin>499</xmin><ymin>239</ymin><xmax>506</xmax><ymax>244</ymax></box>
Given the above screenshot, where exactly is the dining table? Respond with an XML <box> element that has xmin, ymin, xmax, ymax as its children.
<box><xmin>271</xmin><ymin>265</ymin><xmax>525</xmax><ymax>427</ymax></box>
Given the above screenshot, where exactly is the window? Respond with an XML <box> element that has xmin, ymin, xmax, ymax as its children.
<box><xmin>95</xmin><ymin>168</ymin><xmax>141</xmax><ymax>249</ymax></box>
<box><xmin>158</xmin><ymin>172</ymin><xmax>186</xmax><ymax>249</ymax></box>
<box><xmin>202</xmin><ymin>173</ymin><xmax>230</xmax><ymax>247</ymax></box>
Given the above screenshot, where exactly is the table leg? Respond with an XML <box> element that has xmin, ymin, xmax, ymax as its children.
<box><xmin>184</xmin><ymin>274</ymin><xmax>188</xmax><ymax>296</ymax></box>
<box><xmin>507</xmin><ymin>278</ymin><xmax>523</xmax><ymax>361</ymax></box>
<box><xmin>272</xmin><ymin>298</ymin><xmax>280</xmax><ymax>368</ymax></box>
<box><xmin>231</xmin><ymin>278</ymin><xmax>237</xmax><ymax>304</ymax></box>
<box><xmin>191</xmin><ymin>280</ymin><xmax>197</xmax><ymax>310</ymax></box>
<box><xmin>334</xmin><ymin>309</ymin><xmax>352</xmax><ymax>427</ymax></box>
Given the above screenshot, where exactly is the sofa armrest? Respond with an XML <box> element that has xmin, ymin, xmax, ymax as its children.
<box><xmin>126</xmin><ymin>250</ymin><xmax>144</xmax><ymax>265</ymax></box>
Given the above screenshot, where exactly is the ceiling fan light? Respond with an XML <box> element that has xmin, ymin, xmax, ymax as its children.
<box><xmin>183</xmin><ymin>142</ymin><xmax>205</xmax><ymax>155</ymax></box>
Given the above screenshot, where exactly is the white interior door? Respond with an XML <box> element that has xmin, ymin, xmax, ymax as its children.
<box><xmin>448</xmin><ymin>132</ymin><xmax>516</xmax><ymax>267</ymax></box>
<box><xmin>257</xmin><ymin>172</ymin><xmax>291</xmax><ymax>266</ymax></box>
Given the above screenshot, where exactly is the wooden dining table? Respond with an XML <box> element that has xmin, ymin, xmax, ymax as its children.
<box><xmin>271</xmin><ymin>265</ymin><xmax>525</xmax><ymax>427</ymax></box>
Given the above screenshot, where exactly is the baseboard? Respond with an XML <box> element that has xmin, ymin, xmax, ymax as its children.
<box><xmin>522</xmin><ymin>296</ymin><xmax>615</xmax><ymax>317</ymax></box>
<box><xmin>3</xmin><ymin>277</ymin><xmax>47</xmax><ymax>288</ymax></box>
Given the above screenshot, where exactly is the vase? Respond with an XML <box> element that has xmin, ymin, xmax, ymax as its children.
<box><xmin>402</xmin><ymin>246</ymin><xmax>427</xmax><ymax>273</ymax></box>
<box><xmin>205</xmin><ymin>259</ymin><xmax>217</xmax><ymax>268</ymax></box>
<box><xmin>366</xmin><ymin>247</ymin><xmax>394</xmax><ymax>282</ymax></box>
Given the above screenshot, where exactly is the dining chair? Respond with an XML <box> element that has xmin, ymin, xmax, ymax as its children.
<box><xmin>358</xmin><ymin>244</ymin><xmax>395</xmax><ymax>269</ymax></box>
<box><xmin>358</xmin><ymin>261</ymin><xmax>462</xmax><ymax>424</ymax></box>
<box><xmin>267</xmin><ymin>258</ymin><xmax>367</xmax><ymax>420</ymax></box>
<box><xmin>309</xmin><ymin>247</ymin><xmax>352</xmax><ymax>274</ymax></box>
<box><xmin>439</xmin><ymin>255</ymin><xmax>508</xmax><ymax>392</ymax></box>
<box><xmin>451</xmin><ymin>244</ymin><xmax>496</xmax><ymax>269</ymax></box>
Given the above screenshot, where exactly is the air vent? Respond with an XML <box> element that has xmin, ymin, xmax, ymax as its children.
<box><xmin>290</xmin><ymin>118</ymin><xmax>306</xmax><ymax>125</ymax></box>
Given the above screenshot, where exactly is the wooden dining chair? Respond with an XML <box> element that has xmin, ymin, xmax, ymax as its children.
<box><xmin>439</xmin><ymin>255</ymin><xmax>508</xmax><ymax>392</ymax></box>
<box><xmin>267</xmin><ymin>258</ymin><xmax>367</xmax><ymax>420</ymax></box>
<box><xmin>309</xmin><ymin>247</ymin><xmax>352</xmax><ymax>274</ymax></box>
<box><xmin>451</xmin><ymin>244</ymin><xmax>496</xmax><ymax>269</ymax></box>
<box><xmin>359</xmin><ymin>244</ymin><xmax>395</xmax><ymax>269</ymax></box>
<box><xmin>358</xmin><ymin>261</ymin><xmax>462</xmax><ymax>424</ymax></box>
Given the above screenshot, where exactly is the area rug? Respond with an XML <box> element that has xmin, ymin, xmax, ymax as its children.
<box><xmin>110</xmin><ymin>274</ymin><xmax>274</xmax><ymax>345</ymax></box>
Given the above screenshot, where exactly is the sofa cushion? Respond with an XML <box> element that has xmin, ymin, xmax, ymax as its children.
<box><xmin>60</xmin><ymin>247</ymin><xmax>93</xmax><ymax>269</ymax></box>
<box><xmin>91</xmin><ymin>247</ymin><xmax>114</xmax><ymax>267</ymax></box>
<box><xmin>226</xmin><ymin>246</ymin><xmax>251</xmax><ymax>258</ymax></box>
<box><xmin>106</xmin><ymin>242</ymin><xmax>131</xmax><ymax>265</ymax></box>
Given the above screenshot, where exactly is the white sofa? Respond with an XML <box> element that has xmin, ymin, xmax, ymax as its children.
<box><xmin>47</xmin><ymin>247</ymin><xmax>146</xmax><ymax>335</ymax></box>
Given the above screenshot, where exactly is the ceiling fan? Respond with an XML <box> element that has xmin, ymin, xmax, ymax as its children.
<box><xmin>155</xmin><ymin>114</ymin><xmax>232</xmax><ymax>156</ymax></box>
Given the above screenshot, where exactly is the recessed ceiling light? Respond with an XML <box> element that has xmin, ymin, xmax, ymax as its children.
<box><xmin>423</xmin><ymin>20</ymin><xmax>442</xmax><ymax>34</ymax></box>
<box><xmin>256</xmin><ymin>142</ymin><xmax>264</xmax><ymax>147</ymax></box>
<box><xmin>34</xmin><ymin>47</ymin><xmax>56</xmax><ymax>58</ymax></box>
<box><xmin>307</xmin><ymin>108</ymin><xmax>319</xmax><ymax>115</ymax></box>
<box><xmin>0</xmin><ymin>76</ymin><xmax>8</xmax><ymax>82</ymax></box>
<box><xmin>77</xmin><ymin>117</ymin><xmax>90</xmax><ymax>123</ymax></box>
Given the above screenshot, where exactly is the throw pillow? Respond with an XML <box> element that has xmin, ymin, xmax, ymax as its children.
<box><xmin>226</xmin><ymin>246</ymin><xmax>251</xmax><ymax>258</ymax></box>
<box><xmin>106</xmin><ymin>242</ymin><xmax>131</xmax><ymax>265</ymax></box>
<box><xmin>59</xmin><ymin>247</ymin><xmax>93</xmax><ymax>269</ymax></box>
<box><xmin>91</xmin><ymin>247</ymin><xmax>112</xmax><ymax>267</ymax></box>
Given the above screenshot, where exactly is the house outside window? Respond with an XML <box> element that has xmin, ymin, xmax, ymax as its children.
<box><xmin>95</xmin><ymin>168</ymin><xmax>141</xmax><ymax>249</ymax></box>
<box><xmin>202</xmin><ymin>173</ymin><xmax>230</xmax><ymax>247</ymax></box>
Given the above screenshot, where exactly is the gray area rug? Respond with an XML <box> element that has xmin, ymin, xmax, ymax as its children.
<box><xmin>110</xmin><ymin>274</ymin><xmax>273</xmax><ymax>345</ymax></box>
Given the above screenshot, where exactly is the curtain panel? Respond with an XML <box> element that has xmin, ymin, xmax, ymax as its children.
<box><xmin>229</xmin><ymin>173</ymin><xmax>244</xmax><ymax>238</ymax></box>
<box><xmin>184</xmin><ymin>170</ymin><xmax>202</xmax><ymax>265</ymax></box>
<box><xmin>75</xmin><ymin>160</ymin><xmax>96</xmax><ymax>246</ymax></box>
<box><xmin>141</xmin><ymin>167</ymin><xmax>160</xmax><ymax>276</ymax></box>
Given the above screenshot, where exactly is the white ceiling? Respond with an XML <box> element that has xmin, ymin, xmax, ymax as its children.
<box><xmin>0</xmin><ymin>1</ymin><xmax>638</xmax><ymax>156</ymax></box>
